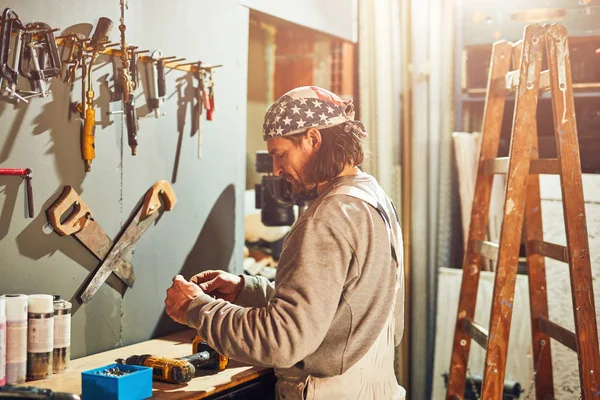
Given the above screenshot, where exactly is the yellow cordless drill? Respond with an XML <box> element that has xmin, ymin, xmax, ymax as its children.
<box><xmin>115</xmin><ymin>337</ymin><xmax>229</xmax><ymax>384</ymax></box>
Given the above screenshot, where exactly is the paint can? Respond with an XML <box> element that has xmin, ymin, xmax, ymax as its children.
<box><xmin>0</xmin><ymin>296</ymin><xmax>6</xmax><ymax>386</ymax></box>
<box><xmin>2</xmin><ymin>294</ymin><xmax>28</xmax><ymax>384</ymax></box>
<box><xmin>52</xmin><ymin>297</ymin><xmax>71</xmax><ymax>373</ymax></box>
<box><xmin>27</xmin><ymin>295</ymin><xmax>54</xmax><ymax>380</ymax></box>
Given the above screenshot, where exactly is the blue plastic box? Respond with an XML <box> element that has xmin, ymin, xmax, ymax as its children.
<box><xmin>81</xmin><ymin>363</ymin><xmax>152</xmax><ymax>400</ymax></box>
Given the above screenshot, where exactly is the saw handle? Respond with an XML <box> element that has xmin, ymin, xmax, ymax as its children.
<box><xmin>142</xmin><ymin>181</ymin><xmax>176</xmax><ymax>218</ymax></box>
<box><xmin>47</xmin><ymin>185</ymin><xmax>93</xmax><ymax>236</ymax></box>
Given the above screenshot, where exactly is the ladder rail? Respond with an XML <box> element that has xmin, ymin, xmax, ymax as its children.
<box><xmin>521</xmin><ymin>34</ymin><xmax>555</xmax><ymax>399</ymax></box>
<box><xmin>445</xmin><ymin>39</ymin><xmax>514</xmax><ymax>400</ymax></box>
<box><xmin>480</xmin><ymin>24</ymin><xmax>547</xmax><ymax>398</ymax></box>
<box><xmin>546</xmin><ymin>24</ymin><xmax>600</xmax><ymax>397</ymax></box>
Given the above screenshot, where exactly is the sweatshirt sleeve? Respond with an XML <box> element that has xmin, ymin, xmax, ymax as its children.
<box><xmin>234</xmin><ymin>274</ymin><xmax>275</xmax><ymax>308</ymax></box>
<box><xmin>185</xmin><ymin>218</ymin><xmax>352</xmax><ymax>368</ymax></box>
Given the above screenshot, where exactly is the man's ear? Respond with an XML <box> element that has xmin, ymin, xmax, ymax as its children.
<box><xmin>306</xmin><ymin>128</ymin><xmax>322</xmax><ymax>151</ymax></box>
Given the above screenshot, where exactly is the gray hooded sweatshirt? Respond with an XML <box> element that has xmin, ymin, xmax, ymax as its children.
<box><xmin>186</xmin><ymin>171</ymin><xmax>404</xmax><ymax>377</ymax></box>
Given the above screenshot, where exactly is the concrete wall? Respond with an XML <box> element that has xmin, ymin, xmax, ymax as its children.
<box><xmin>0</xmin><ymin>0</ymin><xmax>248</xmax><ymax>358</ymax></box>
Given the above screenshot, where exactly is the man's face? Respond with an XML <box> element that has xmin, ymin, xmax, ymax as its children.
<box><xmin>267</xmin><ymin>135</ymin><xmax>317</xmax><ymax>196</ymax></box>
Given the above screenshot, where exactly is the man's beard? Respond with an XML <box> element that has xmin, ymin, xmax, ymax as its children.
<box><xmin>287</xmin><ymin>175</ymin><xmax>316</xmax><ymax>197</ymax></box>
<box><xmin>286</xmin><ymin>158</ymin><xmax>319</xmax><ymax>200</ymax></box>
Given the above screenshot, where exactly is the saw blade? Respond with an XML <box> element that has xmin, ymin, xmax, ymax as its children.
<box><xmin>79</xmin><ymin>206</ymin><xmax>159</xmax><ymax>303</ymax></box>
<box><xmin>74</xmin><ymin>218</ymin><xmax>135</xmax><ymax>288</ymax></box>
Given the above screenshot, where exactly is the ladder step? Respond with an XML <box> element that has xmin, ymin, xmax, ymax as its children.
<box><xmin>498</xmin><ymin>69</ymin><xmax>550</xmax><ymax>93</ymax></box>
<box><xmin>473</xmin><ymin>240</ymin><xmax>498</xmax><ymax>262</ymax></box>
<box><xmin>538</xmin><ymin>318</ymin><xmax>578</xmax><ymax>352</ymax></box>
<box><xmin>530</xmin><ymin>240</ymin><xmax>569</xmax><ymax>263</ymax></box>
<box><xmin>482</xmin><ymin>158</ymin><xmax>560</xmax><ymax>175</ymax></box>
<box><xmin>461</xmin><ymin>318</ymin><xmax>489</xmax><ymax>349</ymax></box>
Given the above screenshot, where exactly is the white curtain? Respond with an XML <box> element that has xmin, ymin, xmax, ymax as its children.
<box><xmin>357</xmin><ymin>0</ymin><xmax>405</xmax><ymax>386</ymax></box>
<box><xmin>358</xmin><ymin>0</ymin><xmax>402</xmax><ymax>207</ymax></box>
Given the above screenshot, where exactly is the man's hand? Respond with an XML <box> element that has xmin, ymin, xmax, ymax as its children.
<box><xmin>190</xmin><ymin>270</ymin><xmax>243</xmax><ymax>303</ymax></box>
<box><xmin>165</xmin><ymin>275</ymin><xmax>205</xmax><ymax>325</ymax></box>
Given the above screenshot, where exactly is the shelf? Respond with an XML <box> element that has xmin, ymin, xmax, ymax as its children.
<box><xmin>461</xmin><ymin>89</ymin><xmax>600</xmax><ymax>103</ymax></box>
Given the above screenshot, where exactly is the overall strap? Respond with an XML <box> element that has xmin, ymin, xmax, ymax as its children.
<box><xmin>325</xmin><ymin>185</ymin><xmax>401</xmax><ymax>267</ymax></box>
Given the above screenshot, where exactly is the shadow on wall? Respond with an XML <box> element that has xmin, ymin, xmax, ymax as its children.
<box><xmin>152</xmin><ymin>184</ymin><xmax>236</xmax><ymax>338</ymax></box>
<box><xmin>0</xmin><ymin>179</ymin><xmax>23</xmax><ymax>240</ymax></box>
<box><xmin>172</xmin><ymin>73</ymin><xmax>198</xmax><ymax>184</ymax></box>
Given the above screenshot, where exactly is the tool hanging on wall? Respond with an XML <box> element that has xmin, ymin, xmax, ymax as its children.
<box><xmin>58</xmin><ymin>33</ymin><xmax>86</xmax><ymax>84</ymax></box>
<box><xmin>146</xmin><ymin>50</ymin><xmax>170</xmax><ymax>118</ymax></box>
<box><xmin>19</xmin><ymin>22</ymin><xmax>62</xmax><ymax>99</ymax></box>
<box><xmin>143</xmin><ymin>54</ymin><xmax>186</xmax><ymax>120</ymax></box>
<box><xmin>117</xmin><ymin>0</ymin><xmax>143</xmax><ymax>156</ymax></box>
<box><xmin>124</xmin><ymin>46</ymin><xmax>148</xmax><ymax>155</ymax></box>
<box><xmin>46</xmin><ymin>185</ymin><xmax>135</xmax><ymax>288</ymax></box>
<box><xmin>78</xmin><ymin>17</ymin><xmax>114</xmax><ymax>172</ymax></box>
<box><xmin>79</xmin><ymin>180</ymin><xmax>176</xmax><ymax>303</ymax></box>
<box><xmin>205</xmin><ymin>68</ymin><xmax>215</xmax><ymax>121</ymax></box>
<box><xmin>0</xmin><ymin>168</ymin><xmax>34</xmax><ymax>218</ymax></box>
<box><xmin>0</xmin><ymin>8</ymin><xmax>27</xmax><ymax>103</ymax></box>
<box><xmin>196</xmin><ymin>62</ymin><xmax>207</xmax><ymax>159</ymax></box>
<box><xmin>176</xmin><ymin>61</ymin><xmax>221</xmax><ymax>159</ymax></box>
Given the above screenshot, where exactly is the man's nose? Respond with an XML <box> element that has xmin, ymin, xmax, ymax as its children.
<box><xmin>272</xmin><ymin>160</ymin><xmax>283</xmax><ymax>176</ymax></box>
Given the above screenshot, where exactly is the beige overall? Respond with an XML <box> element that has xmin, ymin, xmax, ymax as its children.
<box><xmin>274</xmin><ymin>186</ymin><xmax>406</xmax><ymax>400</ymax></box>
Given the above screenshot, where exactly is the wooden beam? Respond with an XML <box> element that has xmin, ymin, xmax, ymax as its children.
<box><xmin>460</xmin><ymin>318</ymin><xmax>489</xmax><ymax>349</ymax></box>
<box><xmin>494</xmin><ymin>69</ymin><xmax>549</xmax><ymax>93</ymax></box>
<box><xmin>482</xmin><ymin>158</ymin><xmax>559</xmax><ymax>175</ymax></box>
<box><xmin>538</xmin><ymin>318</ymin><xmax>578</xmax><ymax>352</ymax></box>
<box><xmin>530</xmin><ymin>240</ymin><xmax>569</xmax><ymax>263</ymax></box>
<box><xmin>473</xmin><ymin>240</ymin><xmax>499</xmax><ymax>262</ymax></box>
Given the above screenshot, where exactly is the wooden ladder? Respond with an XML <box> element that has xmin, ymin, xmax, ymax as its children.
<box><xmin>446</xmin><ymin>23</ymin><xmax>600</xmax><ymax>399</ymax></box>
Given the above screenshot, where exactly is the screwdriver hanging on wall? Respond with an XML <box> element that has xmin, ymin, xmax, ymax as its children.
<box><xmin>0</xmin><ymin>168</ymin><xmax>34</xmax><ymax>218</ymax></box>
<box><xmin>124</xmin><ymin>46</ymin><xmax>148</xmax><ymax>155</ymax></box>
<box><xmin>147</xmin><ymin>50</ymin><xmax>170</xmax><ymax>118</ymax></box>
<box><xmin>177</xmin><ymin>61</ymin><xmax>222</xmax><ymax>159</ymax></box>
<box><xmin>205</xmin><ymin>68</ymin><xmax>215</xmax><ymax>121</ymax></box>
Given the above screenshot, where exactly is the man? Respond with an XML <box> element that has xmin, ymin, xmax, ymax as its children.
<box><xmin>165</xmin><ymin>86</ymin><xmax>405</xmax><ymax>400</ymax></box>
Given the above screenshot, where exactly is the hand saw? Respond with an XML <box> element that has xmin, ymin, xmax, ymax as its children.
<box><xmin>46</xmin><ymin>185</ymin><xmax>135</xmax><ymax>287</ymax></box>
<box><xmin>80</xmin><ymin>180</ymin><xmax>177</xmax><ymax>303</ymax></box>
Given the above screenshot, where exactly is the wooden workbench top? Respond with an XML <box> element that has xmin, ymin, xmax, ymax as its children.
<box><xmin>22</xmin><ymin>329</ymin><xmax>273</xmax><ymax>399</ymax></box>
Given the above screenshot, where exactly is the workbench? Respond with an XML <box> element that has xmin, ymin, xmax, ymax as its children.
<box><xmin>21</xmin><ymin>330</ymin><xmax>276</xmax><ymax>399</ymax></box>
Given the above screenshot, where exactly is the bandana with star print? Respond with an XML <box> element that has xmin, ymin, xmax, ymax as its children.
<box><xmin>262</xmin><ymin>86</ymin><xmax>368</xmax><ymax>141</ymax></box>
